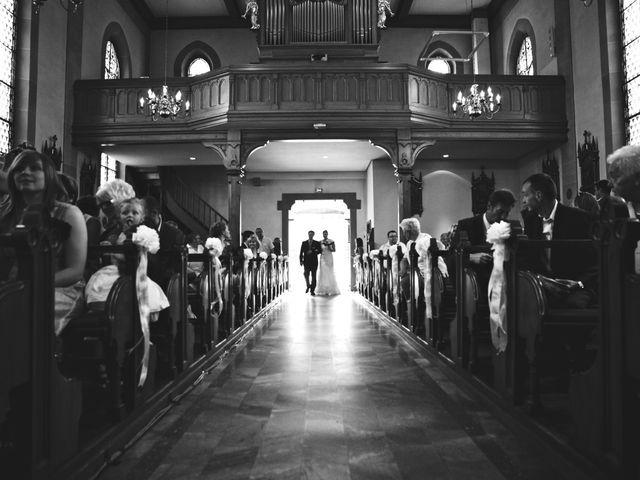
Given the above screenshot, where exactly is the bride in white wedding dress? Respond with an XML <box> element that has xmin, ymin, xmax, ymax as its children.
<box><xmin>316</xmin><ymin>230</ymin><xmax>341</xmax><ymax>296</ymax></box>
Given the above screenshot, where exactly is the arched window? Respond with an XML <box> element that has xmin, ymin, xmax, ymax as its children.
<box><xmin>426</xmin><ymin>58</ymin><xmax>451</xmax><ymax>74</ymax></box>
<box><xmin>0</xmin><ymin>0</ymin><xmax>17</xmax><ymax>154</ymax></box>
<box><xmin>621</xmin><ymin>0</ymin><xmax>639</xmax><ymax>144</ymax></box>
<box><xmin>516</xmin><ymin>36</ymin><xmax>534</xmax><ymax>76</ymax></box>
<box><xmin>187</xmin><ymin>57</ymin><xmax>211</xmax><ymax>77</ymax></box>
<box><xmin>174</xmin><ymin>41</ymin><xmax>221</xmax><ymax>77</ymax></box>
<box><xmin>418</xmin><ymin>44</ymin><xmax>460</xmax><ymax>74</ymax></box>
<box><xmin>103</xmin><ymin>40</ymin><xmax>121</xmax><ymax>80</ymax></box>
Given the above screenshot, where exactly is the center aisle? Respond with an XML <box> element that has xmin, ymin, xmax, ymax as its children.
<box><xmin>100</xmin><ymin>293</ymin><xmax>594</xmax><ymax>480</ymax></box>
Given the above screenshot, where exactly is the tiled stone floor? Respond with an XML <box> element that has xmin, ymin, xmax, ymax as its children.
<box><xmin>100</xmin><ymin>293</ymin><xmax>598</xmax><ymax>480</ymax></box>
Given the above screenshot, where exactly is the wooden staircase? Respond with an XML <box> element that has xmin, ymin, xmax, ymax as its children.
<box><xmin>158</xmin><ymin>167</ymin><xmax>227</xmax><ymax>237</ymax></box>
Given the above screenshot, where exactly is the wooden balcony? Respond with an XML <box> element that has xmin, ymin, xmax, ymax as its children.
<box><xmin>73</xmin><ymin>65</ymin><xmax>566</xmax><ymax>145</ymax></box>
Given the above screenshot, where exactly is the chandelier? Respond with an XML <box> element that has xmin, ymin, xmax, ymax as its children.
<box><xmin>138</xmin><ymin>0</ymin><xmax>190</xmax><ymax>121</ymax></box>
<box><xmin>452</xmin><ymin>84</ymin><xmax>501</xmax><ymax>120</ymax></box>
<box><xmin>33</xmin><ymin>0</ymin><xmax>83</xmax><ymax>14</ymax></box>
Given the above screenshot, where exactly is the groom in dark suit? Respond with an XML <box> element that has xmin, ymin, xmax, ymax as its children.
<box><xmin>299</xmin><ymin>230</ymin><xmax>322</xmax><ymax>295</ymax></box>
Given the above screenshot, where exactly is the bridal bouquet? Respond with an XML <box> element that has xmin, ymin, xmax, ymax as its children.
<box><xmin>132</xmin><ymin>225</ymin><xmax>160</xmax><ymax>254</ymax></box>
<box><xmin>259</xmin><ymin>251</ymin><xmax>268</xmax><ymax>260</ymax></box>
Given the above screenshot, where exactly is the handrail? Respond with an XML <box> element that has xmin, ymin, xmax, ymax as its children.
<box><xmin>160</xmin><ymin>167</ymin><xmax>227</xmax><ymax>234</ymax></box>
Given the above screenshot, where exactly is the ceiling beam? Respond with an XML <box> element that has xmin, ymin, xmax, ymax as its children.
<box><xmin>148</xmin><ymin>16</ymin><xmax>250</xmax><ymax>29</ymax></box>
<box><xmin>390</xmin><ymin>15</ymin><xmax>470</xmax><ymax>29</ymax></box>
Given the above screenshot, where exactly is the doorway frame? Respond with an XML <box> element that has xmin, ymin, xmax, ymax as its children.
<box><xmin>277</xmin><ymin>192</ymin><xmax>361</xmax><ymax>288</ymax></box>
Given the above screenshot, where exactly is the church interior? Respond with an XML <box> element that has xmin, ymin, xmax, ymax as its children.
<box><xmin>1</xmin><ymin>0</ymin><xmax>639</xmax><ymax>478</ymax></box>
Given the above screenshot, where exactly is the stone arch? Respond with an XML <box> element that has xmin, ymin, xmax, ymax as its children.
<box><xmin>506</xmin><ymin>18</ymin><xmax>537</xmax><ymax>75</ymax></box>
<box><xmin>174</xmin><ymin>41</ymin><xmax>221</xmax><ymax>77</ymax></box>
<box><xmin>101</xmin><ymin>22</ymin><xmax>132</xmax><ymax>79</ymax></box>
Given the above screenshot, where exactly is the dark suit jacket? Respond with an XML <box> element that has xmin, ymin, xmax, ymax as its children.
<box><xmin>456</xmin><ymin>215</ymin><xmax>488</xmax><ymax>246</ymax></box>
<box><xmin>521</xmin><ymin>203</ymin><xmax>596</xmax><ymax>287</ymax></box>
<box><xmin>455</xmin><ymin>214</ymin><xmax>492</xmax><ymax>287</ymax></box>
<box><xmin>299</xmin><ymin>240</ymin><xmax>322</xmax><ymax>268</ymax></box>
<box><xmin>148</xmin><ymin>221</ymin><xmax>185</xmax><ymax>289</ymax></box>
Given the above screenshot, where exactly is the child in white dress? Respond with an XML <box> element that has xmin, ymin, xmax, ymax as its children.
<box><xmin>85</xmin><ymin>198</ymin><xmax>169</xmax><ymax>319</ymax></box>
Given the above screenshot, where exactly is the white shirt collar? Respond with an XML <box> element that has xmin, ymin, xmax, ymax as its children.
<box><xmin>543</xmin><ymin>200</ymin><xmax>559</xmax><ymax>222</ymax></box>
<box><xmin>482</xmin><ymin>213</ymin><xmax>491</xmax><ymax>231</ymax></box>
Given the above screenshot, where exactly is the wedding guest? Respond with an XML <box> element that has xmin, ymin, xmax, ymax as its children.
<box><xmin>241</xmin><ymin>230</ymin><xmax>254</xmax><ymax>249</ymax></box>
<box><xmin>595</xmin><ymin>179</ymin><xmax>628</xmax><ymax>220</ymax></box>
<box><xmin>95</xmin><ymin>179</ymin><xmax>136</xmax><ymax>244</ymax></box>
<box><xmin>57</xmin><ymin>173</ymin><xmax>78</xmax><ymax>204</ymax></box>
<box><xmin>186</xmin><ymin>233</ymin><xmax>205</xmax><ymax>284</ymax></box>
<box><xmin>379</xmin><ymin>230</ymin><xmax>405</xmax><ymax>257</ymax></box>
<box><xmin>255</xmin><ymin>227</ymin><xmax>273</xmax><ymax>255</ymax></box>
<box><xmin>574</xmin><ymin>190</ymin><xmax>600</xmax><ymax>221</ymax></box>
<box><xmin>143</xmin><ymin>195</ymin><xmax>185</xmax><ymax>289</ymax></box>
<box><xmin>520</xmin><ymin>173</ymin><xmax>596</xmax><ymax>308</ymax></box>
<box><xmin>85</xmin><ymin>198</ymin><xmax>168</xmax><ymax>318</ymax></box>
<box><xmin>272</xmin><ymin>237</ymin><xmax>282</xmax><ymax>256</ymax></box>
<box><xmin>0</xmin><ymin>150</ymin><xmax>87</xmax><ymax>335</ymax></box>
<box><xmin>77</xmin><ymin>195</ymin><xmax>102</xmax><ymax>280</ymax></box>
<box><xmin>607</xmin><ymin>145</ymin><xmax>640</xmax><ymax>218</ymax></box>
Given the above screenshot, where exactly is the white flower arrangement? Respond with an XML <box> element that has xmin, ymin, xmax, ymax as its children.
<box><xmin>204</xmin><ymin>237</ymin><xmax>224</xmax><ymax>257</ymax></box>
<box><xmin>369</xmin><ymin>249</ymin><xmax>379</xmax><ymax>259</ymax></box>
<box><xmin>282</xmin><ymin>255</ymin><xmax>288</xmax><ymax>261</ymax></box>
<box><xmin>277</xmin><ymin>255</ymin><xmax>284</xmax><ymax>261</ymax></box>
<box><xmin>486</xmin><ymin>221</ymin><xmax>511</xmax><ymax>244</ymax></box>
<box><xmin>414</xmin><ymin>234</ymin><xmax>432</xmax><ymax>258</ymax></box>
<box><xmin>259</xmin><ymin>251</ymin><xmax>268</xmax><ymax>260</ymax></box>
<box><xmin>132</xmin><ymin>225</ymin><xmax>160</xmax><ymax>254</ymax></box>
<box><xmin>354</xmin><ymin>254</ymin><xmax>361</xmax><ymax>261</ymax></box>
<box><xmin>271</xmin><ymin>253</ymin><xmax>277</xmax><ymax>260</ymax></box>
<box><xmin>244</xmin><ymin>248</ymin><xmax>254</xmax><ymax>259</ymax></box>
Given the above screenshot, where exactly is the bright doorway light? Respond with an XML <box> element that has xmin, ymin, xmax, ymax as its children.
<box><xmin>288</xmin><ymin>199</ymin><xmax>351</xmax><ymax>294</ymax></box>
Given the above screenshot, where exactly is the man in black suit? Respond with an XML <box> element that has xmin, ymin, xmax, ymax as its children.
<box><xmin>299</xmin><ymin>230</ymin><xmax>322</xmax><ymax>295</ymax></box>
<box><xmin>456</xmin><ymin>189</ymin><xmax>516</xmax><ymax>264</ymax></box>
<box><xmin>144</xmin><ymin>196</ymin><xmax>185</xmax><ymax>290</ymax></box>
<box><xmin>520</xmin><ymin>173</ymin><xmax>596</xmax><ymax>308</ymax></box>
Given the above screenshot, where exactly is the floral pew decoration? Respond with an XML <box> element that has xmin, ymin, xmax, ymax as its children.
<box><xmin>486</xmin><ymin>220</ymin><xmax>511</xmax><ymax>353</ymax></box>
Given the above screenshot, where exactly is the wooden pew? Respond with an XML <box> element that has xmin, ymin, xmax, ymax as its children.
<box><xmin>0</xmin><ymin>213</ymin><xmax>82</xmax><ymax>478</ymax></box>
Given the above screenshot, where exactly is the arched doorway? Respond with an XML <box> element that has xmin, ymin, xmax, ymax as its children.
<box><xmin>277</xmin><ymin>192</ymin><xmax>361</xmax><ymax>289</ymax></box>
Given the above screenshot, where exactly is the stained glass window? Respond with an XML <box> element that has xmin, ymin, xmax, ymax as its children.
<box><xmin>104</xmin><ymin>41</ymin><xmax>120</xmax><ymax>80</ymax></box>
<box><xmin>516</xmin><ymin>36</ymin><xmax>534</xmax><ymax>76</ymax></box>
<box><xmin>0</xmin><ymin>0</ymin><xmax>17</xmax><ymax>155</ymax></box>
<box><xmin>187</xmin><ymin>57</ymin><xmax>211</xmax><ymax>77</ymax></box>
<box><xmin>622</xmin><ymin>0</ymin><xmax>640</xmax><ymax>144</ymax></box>
<box><xmin>426</xmin><ymin>59</ymin><xmax>451</xmax><ymax>74</ymax></box>
<box><xmin>100</xmin><ymin>153</ymin><xmax>118</xmax><ymax>186</ymax></box>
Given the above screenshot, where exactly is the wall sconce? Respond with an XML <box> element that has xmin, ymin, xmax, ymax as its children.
<box><xmin>580</xmin><ymin>0</ymin><xmax>593</xmax><ymax>6</ymax></box>
<box><xmin>33</xmin><ymin>0</ymin><xmax>84</xmax><ymax>14</ymax></box>
<box><xmin>315</xmin><ymin>187</ymin><xmax>323</xmax><ymax>193</ymax></box>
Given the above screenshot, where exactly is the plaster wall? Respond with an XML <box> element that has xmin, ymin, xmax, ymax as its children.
<box><xmin>240</xmin><ymin>175</ymin><xmax>366</xmax><ymax>254</ymax></box>
<box><xmin>35</xmin><ymin>6</ymin><xmax>67</xmax><ymax>153</ymax></box>
<box><xmin>370</xmin><ymin>159</ymin><xmax>397</xmax><ymax>247</ymax></box>
<box><xmin>149</xmin><ymin>29</ymin><xmax>260</xmax><ymax>77</ymax></box>
<box><xmin>414</xmin><ymin>158</ymin><xmax>521</xmax><ymax>238</ymax></box>
<box><xmin>490</xmin><ymin>0</ymin><xmax>557</xmax><ymax>75</ymax></box>
<box><xmin>377</xmin><ymin>28</ymin><xmax>474</xmax><ymax>73</ymax></box>
<box><xmin>570</xmin><ymin>1</ymin><xmax>607</xmax><ymax>181</ymax></box>
<box><xmin>81</xmin><ymin>0</ymin><xmax>148</xmax><ymax>78</ymax></box>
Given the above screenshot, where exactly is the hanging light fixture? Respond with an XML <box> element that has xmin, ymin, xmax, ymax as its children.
<box><xmin>452</xmin><ymin>83</ymin><xmax>501</xmax><ymax>120</ymax></box>
<box><xmin>138</xmin><ymin>0</ymin><xmax>190</xmax><ymax>121</ymax></box>
<box><xmin>33</xmin><ymin>0</ymin><xmax>84</xmax><ymax>14</ymax></box>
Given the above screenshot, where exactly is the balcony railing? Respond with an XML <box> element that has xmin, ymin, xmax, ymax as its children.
<box><xmin>73</xmin><ymin>65</ymin><xmax>566</xmax><ymax>143</ymax></box>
